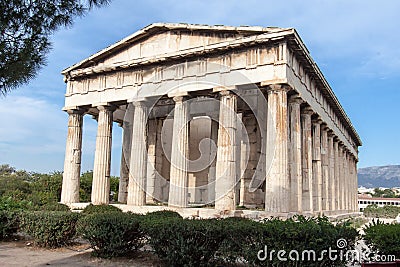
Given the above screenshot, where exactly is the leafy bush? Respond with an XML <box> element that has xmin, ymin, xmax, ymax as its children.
<box><xmin>364</xmin><ymin>220</ymin><xmax>400</xmax><ymax>259</ymax></box>
<box><xmin>219</xmin><ymin>216</ymin><xmax>358</xmax><ymax>267</ymax></box>
<box><xmin>27</xmin><ymin>172</ymin><xmax>62</xmax><ymax>205</ymax></box>
<box><xmin>81</xmin><ymin>204</ymin><xmax>122</xmax><ymax>214</ymax></box>
<box><xmin>363</xmin><ymin>204</ymin><xmax>400</xmax><ymax>219</ymax></box>
<box><xmin>20</xmin><ymin>211</ymin><xmax>79</xmax><ymax>247</ymax></box>
<box><xmin>143</xmin><ymin>217</ymin><xmax>225</xmax><ymax>266</ymax></box>
<box><xmin>78</xmin><ymin>171</ymin><xmax>119</xmax><ymax>202</ymax></box>
<box><xmin>145</xmin><ymin>210</ymin><xmax>182</xmax><ymax>219</ymax></box>
<box><xmin>217</xmin><ymin>217</ymin><xmax>263</xmax><ymax>264</ymax></box>
<box><xmin>77</xmin><ymin>212</ymin><xmax>144</xmax><ymax>258</ymax></box>
<box><xmin>40</xmin><ymin>202</ymin><xmax>70</xmax><ymax>211</ymax></box>
<box><xmin>0</xmin><ymin>196</ymin><xmax>33</xmax><ymax>211</ymax></box>
<box><xmin>0</xmin><ymin>210</ymin><xmax>19</xmax><ymax>240</ymax></box>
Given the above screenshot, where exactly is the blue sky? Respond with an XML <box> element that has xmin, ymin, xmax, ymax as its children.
<box><xmin>1</xmin><ymin>0</ymin><xmax>399</xmax><ymax>175</ymax></box>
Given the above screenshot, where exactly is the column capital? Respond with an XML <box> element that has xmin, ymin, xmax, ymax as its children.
<box><xmin>288</xmin><ymin>94</ymin><xmax>304</xmax><ymax>105</ymax></box>
<box><xmin>301</xmin><ymin>106</ymin><xmax>314</xmax><ymax>116</ymax></box>
<box><xmin>95</xmin><ymin>104</ymin><xmax>117</xmax><ymax>112</ymax></box>
<box><xmin>219</xmin><ymin>89</ymin><xmax>235</xmax><ymax>97</ymax></box>
<box><xmin>312</xmin><ymin>117</ymin><xmax>323</xmax><ymax>125</ymax></box>
<box><xmin>65</xmin><ymin>107</ymin><xmax>86</xmax><ymax>115</ymax></box>
<box><xmin>172</xmin><ymin>95</ymin><xmax>190</xmax><ymax>103</ymax></box>
<box><xmin>266</xmin><ymin>83</ymin><xmax>291</xmax><ymax>94</ymax></box>
<box><xmin>327</xmin><ymin>130</ymin><xmax>335</xmax><ymax>138</ymax></box>
<box><xmin>321</xmin><ymin>123</ymin><xmax>330</xmax><ymax>131</ymax></box>
<box><xmin>132</xmin><ymin>100</ymin><xmax>149</xmax><ymax>108</ymax></box>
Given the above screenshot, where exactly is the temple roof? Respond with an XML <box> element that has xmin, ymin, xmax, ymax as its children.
<box><xmin>62</xmin><ymin>23</ymin><xmax>288</xmax><ymax>74</ymax></box>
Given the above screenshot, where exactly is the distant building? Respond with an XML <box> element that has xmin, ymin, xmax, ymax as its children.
<box><xmin>358</xmin><ymin>186</ymin><xmax>375</xmax><ymax>195</ymax></box>
<box><xmin>358</xmin><ymin>194</ymin><xmax>400</xmax><ymax>211</ymax></box>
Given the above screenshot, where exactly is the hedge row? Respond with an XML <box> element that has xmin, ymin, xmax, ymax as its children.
<box><xmin>20</xmin><ymin>211</ymin><xmax>79</xmax><ymax>247</ymax></box>
<box><xmin>1</xmin><ymin>206</ymin><xmax>398</xmax><ymax>266</ymax></box>
<box><xmin>364</xmin><ymin>220</ymin><xmax>400</xmax><ymax>259</ymax></box>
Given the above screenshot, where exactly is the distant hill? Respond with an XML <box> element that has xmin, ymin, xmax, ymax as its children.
<box><xmin>358</xmin><ymin>165</ymin><xmax>400</xmax><ymax>188</ymax></box>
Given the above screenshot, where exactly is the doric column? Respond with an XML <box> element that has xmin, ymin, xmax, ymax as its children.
<box><xmin>354</xmin><ymin>156</ymin><xmax>359</xmax><ymax>212</ymax></box>
<box><xmin>118</xmin><ymin>121</ymin><xmax>131</xmax><ymax>204</ymax></box>
<box><xmin>288</xmin><ymin>95</ymin><xmax>303</xmax><ymax>212</ymax></box>
<box><xmin>127</xmin><ymin>101</ymin><xmax>148</xmax><ymax>206</ymax></box>
<box><xmin>265</xmin><ymin>85</ymin><xmax>289</xmax><ymax>213</ymax></box>
<box><xmin>239</xmin><ymin>113</ymin><xmax>247</xmax><ymax>207</ymax></box>
<box><xmin>348</xmin><ymin>153</ymin><xmax>354</xmax><ymax>212</ymax></box>
<box><xmin>344</xmin><ymin>150</ymin><xmax>349</xmax><ymax>211</ymax></box>
<box><xmin>168</xmin><ymin>96</ymin><xmax>190</xmax><ymax>207</ymax></box>
<box><xmin>301</xmin><ymin>107</ymin><xmax>314</xmax><ymax>212</ymax></box>
<box><xmin>338</xmin><ymin>144</ymin><xmax>345</xmax><ymax>210</ymax></box>
<box><xmin>91</xmin><ymin>105</ymin><xmax>115</xmax><ymax>205</ymax></box>
<box><xmin>215</xmin><ymin>90</ymin><xmax>238</xmax><ymax>211</ymax></box>
<box><xmin>312</xmin><ymin>118</ymin><xmax>322</xmax><ymax>213</ymax></box>
<box><xmin>146</xmin><ymin>119</ymin><xmax>159</xmax><ymax>204</ymax></box>
<box><xmin>328</xmin><ymin>131</ymin><xmax>335</xmax><ymax>211</ymax></box>
<box><xmin>61</xmin><ymin>108</ymin><xmax>84</xmax><ymax>204</ymax></box>
<box><xmin>347</xmin><ymin>150</ymin><xmax>351</xmax><ymax>211</ymax></box>
<box><xmin>207</xmin><ymin>119</ymin><xmax>218</xmax><ymax>204</ymax></box>
<box><xmin>333</xmin><ymin>139</ymin><xmax>340</xmax><ymax>211</ymax></box>
<box><xmin>321</xmin><ymin>124</ymin><xmax>329</xmax><ymax>212</ymax></box>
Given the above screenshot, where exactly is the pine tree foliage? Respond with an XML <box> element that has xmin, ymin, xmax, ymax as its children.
<box><xmin>0</xmin><ymin>0</ymin><xmax>110</xmax><ymax>95</ymax></box>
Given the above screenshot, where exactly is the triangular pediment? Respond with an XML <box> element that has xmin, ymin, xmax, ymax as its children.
<box><xmin>63</xmin><ymin>23</ymin><xmax>285</xmax><ymax>74</ymax></box>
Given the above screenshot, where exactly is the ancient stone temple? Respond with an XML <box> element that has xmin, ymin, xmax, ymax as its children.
<box><xmin>60</xmin><ymin>23</ymin><xmax>361</xmax><ymax>217</ymax></box>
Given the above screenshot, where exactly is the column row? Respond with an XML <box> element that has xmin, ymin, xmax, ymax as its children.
<box><xmin>61</xmin><ymin>85</ymin><xmax>359</xmax><ymax>214</ymax></box>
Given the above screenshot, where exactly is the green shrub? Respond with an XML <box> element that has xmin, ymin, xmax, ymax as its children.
<box><xmin>30</xmin><ymin>202</ymin><xmax>70</xmax><ymax>212</ymax></box>
<box><xmin>0</xmin><ymin>210</ymin><xmax>19</xmax><ymax>240</ymax></box>
<box><xmin>0</xmin><ymin>196</ymin><xmax>33</xmax><ymax>211</ymax></box>
<box><xmin>217</xmin><ymin>217</ymin><xmax>263</xmax><ymax>264</ymax></box>
<box><xmin>363</xmin><ymin>205</ymin><xmax>400</xmax><ymax>218</ymax></box>
<box><xmin>77</xmin><ymin>212</ymin><xmax>144</xmax><ymax>258</ymax></box>
<box><xmin>145</xmin><ymin>210</ymin><xmax>182</xmax><ymax>219</ymax></box>
<box><xmin>219</xmin><ymin>216</ymin><xmax>358</xmax><ymax>267</ymax></box>
<box><xmin>20</xmin><ymin>211</ymin><xmax>79</xmax><ymax>247</ymax></box>
<box><xmin>144</xmin><ymin>217</ymin><xmax>225</xmax><ymax>266</ymax></box>
<box><xmin>364</xmin><ymin>220</ymin><xmax>400</xmax><ymax>259</ymax></box>
<box><xmin>81</xmin><ymin>204</ymin><xmax>122</xmax><ymax>214</ymax></box>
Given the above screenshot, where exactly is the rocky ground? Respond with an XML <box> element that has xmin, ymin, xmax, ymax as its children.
<box><xmin>0</xmin><ymin>240</ymin><xmax>161</xmax><ymax>267</ymax></box>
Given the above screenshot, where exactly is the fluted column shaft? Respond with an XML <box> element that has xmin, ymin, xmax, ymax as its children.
<box><xmin>288</xmin><ymin>96</ymin><xmax>303</xmax><ymax>212</ymax></box>
<box><xmin>118</xmin><ymin>121</ymin><xmax>131</xmax><ymax>203</ymax></box>
<box><xmin>301</xmin><ymin>108</ymin><xmax>313</xmax><ymax>212</ymax></box>
<box><xmin>312</xmin><ymin>119</ymin><xmax>322</xmax><ymax>213</ymax></box>
<box><xmin>321</xmin><ymin>125</ymin><xmax>329</xmax><ymax>212</ymax></box>
<box><xmin>215</xmin><ymin>91</ymin><xmax>238</xmax><ymax>210</ymax></box>
<box><xmin>92</xmin><ymin>105</ymin><xmax>114</xmax><ymax>205</ymax></box>
<box><xmin>354</xmin><ymin>157</ymin><xmax>359</xmax><ymax>212</ymax></box>
<box><xmin>328</xmin><ymin>132</ymin><xmax>335</xmax><ymax>211</ymax></box>
<box><xmin>334</xmin><ymin>140</ymin><xmax>340</xmax><ymax>211</ymax></box>
<box><xmin>146</xmin><ymin>119</ymin><xmax>159</xmax><ymax>204</ymax></box>
<box><xmin>61</xmin><ymin>109</ymin><xmax>84</xmax><ymax>204</ymax></box>
<box><xmin>265</xmin><ymin>85</ymin><xmax>289</xmax><ymax>213</ymax></box>
<box><xmin>348</xmin><ymin>154</ymin><xmax>353</xmax><ymax>211</ymax></box>
<box><xmin>127</xmin><ymin>101</ymin><xmax>148</xmax><ymax>206</ymax></box>
<box><xmin>208</xmin><ymin>119</ymin><xmax>218</xmax><ymax>204</ymax></box>
<box><xmin>344</xmin><ymin>150</ymin><xmax>349</xmax><ymax>211</ymax></box>
<box><xmin>339</xmin><ymin>145</ymin><xmax>345</xmax><ymax>210</ymax></box>
<box><xmin>168</xmin><ymin>96</ymin><xmax>190</xmax><ymax>207</ymax></box>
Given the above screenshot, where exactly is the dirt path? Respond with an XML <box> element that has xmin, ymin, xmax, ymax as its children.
<box><xmin>0</xmin><ymin>241</ymin><xmax>161</xmax><ymax>267</ymax></box>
